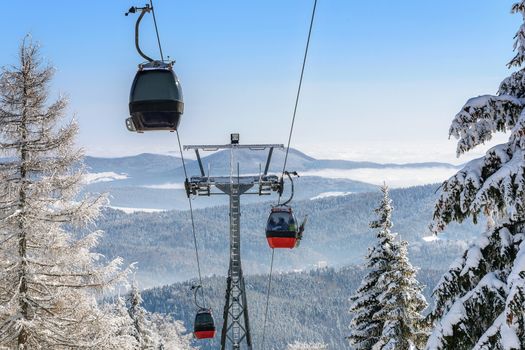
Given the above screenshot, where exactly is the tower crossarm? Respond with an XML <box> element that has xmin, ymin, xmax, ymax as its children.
<box><xmin>183</xmin><ymin>143</ymin><xmax>284</xmax><ymax>151</ymax></box>
<box><xmin>185</xmin><ymin>175</ymin><xmax>280</xmax><ymax>197</ymax></box>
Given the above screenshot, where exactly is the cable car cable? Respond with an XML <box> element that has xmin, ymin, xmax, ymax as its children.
<box><xmin>124</xmin><ymin>2</ymin><xmax>210</xmax><ymax>332</ymax></box>
<box><xmin>279</xmin><ymin>0</ymin><xmax>318</xmax><ymax>202</ymax></box>
<box><xmin>261</xmin><ymin>1</ymin><xmax>318</xmax><ymax>347</ymax></box>
<box><xmin>176</xmin><ymin>130</ymin><xmax>205</xmax><ymax>305</ymax></box>
<box><xmin>148</xmin><ymin>0</ymin><xmax>165</xmax><ymax>61</ymax></box>
<box><xmin>260</xmin><ymin>248</ymin><xmax>275</xmax><ymax>350</ymax></box>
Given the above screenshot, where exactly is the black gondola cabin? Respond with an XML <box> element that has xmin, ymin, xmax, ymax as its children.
<box><xmin>193</xmin><ymin>308</ymin><xmax>216</xmax><ymax>339</ymax></box>
<box><xmin>266</xmin><ymin>207</ymin><xmax>299</xmax><ymax>249</ymax></box>
<box><xmin>126</xmin><ymin>61</ymin><xmax>184</xmax><ymax>132</ymax></box>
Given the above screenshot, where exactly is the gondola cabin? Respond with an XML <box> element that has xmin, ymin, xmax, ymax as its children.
<box><xmin>266</xmin><ymin>207</ymin><xmax>299</xmax><ymax>249</ymax></box>
<box><xmin>126</xmin><ymin>61</ymin><xmax>184</xmax><ymax>132</ymax></box>
<box><xmin>193</xmin><ymin>309</ymin><xmax>216</xmax><ymax>339</ymax></box>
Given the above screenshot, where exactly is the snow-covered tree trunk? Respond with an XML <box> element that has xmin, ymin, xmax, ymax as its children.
<box><xmin>0</xmin><ymin>38</ymin><xmax>128</xmax><ymax>349</ymax></box>
<box><xmin>427</xmin><ymin>2</ymin><xmax>525</xmax><ymax>349</ymax></box>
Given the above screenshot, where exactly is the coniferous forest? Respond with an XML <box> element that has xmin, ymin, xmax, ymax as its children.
<box><xmin>2</xmin><ymin>1</ymin><xmax>525</xmax><ymax>350</ymax></box>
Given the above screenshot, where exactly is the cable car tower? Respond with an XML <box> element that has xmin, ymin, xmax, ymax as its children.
<box><xmin>184</xmin><ymin>134</ymin><xmax>283</xmax><ymax>350</ymax></box>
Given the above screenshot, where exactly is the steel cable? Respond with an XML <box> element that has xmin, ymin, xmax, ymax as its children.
<box><xmin>176</xmin><ymin>130</ymin><xmax>205</xmax><ymax>306</ymax></box>
<box><xmin>260</xmin><ymin>249</ymin><xmax>275</xmax><ymax>350</ymax></box>
<box><xmin>149</xmin><ymin>0</ymin><xmax>165</xmax><ymax>61</ymax></box>
<box><xmin>279</xmin><ymin>0</ymin><xmax>318</xmax><ymax>184</ymax></box>
<box><xmin>261</xmin><ymin>1</ymin><xmax>318</xmax><ymax>347</ymax></box>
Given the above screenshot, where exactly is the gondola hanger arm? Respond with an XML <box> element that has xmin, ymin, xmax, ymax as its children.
<box><xmin>279</xmin><ymin>170</ymin><xmax>300</xmax><ymax>207</ymax></box>
<box><xmin>125</xmin><ymin>4</ymin><xmax>154</xmax><ymax>63</ymax></box>
<box><xmin>191</xmin><ymin>284</ymin><xmax>206</xmax><ymax>310</ymax></box>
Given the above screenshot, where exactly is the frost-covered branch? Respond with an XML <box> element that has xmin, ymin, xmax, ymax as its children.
<box><xmin>0</xmin><ymin>38</ymin><xmax>131</xmax><ymax>349</ymax></box>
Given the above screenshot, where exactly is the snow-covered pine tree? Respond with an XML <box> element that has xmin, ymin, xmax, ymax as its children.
<box><xmin>0</xmin><ymin>38</ymin><xmax>128</xmax><ymax>349</ymax></box>
<box><xmin>427</xmin><ymin>2</ymin><xmax>525</xmax><ymax>349</ymax></box>
<box><xmin>348</xmin><ymin>184</ymin><xmax>398</xmax><ymax>349</ymax></box>
<box><xmin>372</xmin><ymin>240</ymin><xmax>428</xmax><ymax>350</ymax></box>
<box><xmin>128</xmin><ymin>284</ymin><xmax>157</xmax><ymax>349</ymax></box>
<box><xmin>104</xmin><ymin>296</ymin><xmax>139</xmax><ymax>350</ymax></box>
<box><xmin>349</xmin><ymin>184</ymin><xmax>428</xmax><ymax>349</ymax></box>
<box><xmin>149</xmin><ymin>313</ymin><xmax>195</xmax><ymax>350</ymax></box>
<box><xmin>125</xmin><ymin>285</ymin><xmax>195</xmax><ymax>350</ymax></box>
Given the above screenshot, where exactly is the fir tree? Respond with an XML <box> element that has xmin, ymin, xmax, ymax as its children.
<box><xmin>125</xmin><ymin>285</ymin><xmax>195</xmax><ymax>350</ymax></box>
<box><xmin>104</xmin><ymin>296</ymin><xmax>139</xmax><ymax>350</ymax></box>
<box><xmin>128</xmin><ymin>284</ymin><xmax>157</xmax><ymax>349</ymax></box>
<box><xmin>0</xmin><ymin>38</ymin><xmax>128</xmax><ymax>349</ymax></box>
<box><xmin>427</xmin><ymin>2</ymin><xmax>525</xmax><ymax>348</ymax></box>
<box><xmin>348</xmin><ymin>184</ymin><xmax>398</xmax><ymax>349</ymax></box>
<box><xmin>373</xmin><ymin>240</ymin><xmax>428</xmax><ymax>350</ymax></box>
<box><xmin>349</xmin><ymin>184</ymin><xmax>428</xmax><ymax>349</ymax></box>
<box><xmin>149</xmin><ymin>313</ymin><xmax>195</xmax><ymax>350</ymax></box>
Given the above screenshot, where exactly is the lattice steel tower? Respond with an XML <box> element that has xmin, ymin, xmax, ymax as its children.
<box><xmin>184</xmin><ymin>134</ymin><xmax>283</xmax><ymax>350</ymax></box>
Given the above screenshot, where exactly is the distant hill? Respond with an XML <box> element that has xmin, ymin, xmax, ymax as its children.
<box><xmin>95</xmin><ymin>184</ymin><xmax>479</xmax><ymax>287</ymax></box>
<box><xmin>83</xmin><ymin>149</ymin><xmax>459</xmax><ymax>210</ymax></box>
<box><xmin>88</xmin><ymin>151</ymin><xmax>472</xmax><ymax>349</ymax></box>
<box><xmin>140</xmin><ymin>266</ymin><xmax>444</xmax><ymax>350</ymax></box>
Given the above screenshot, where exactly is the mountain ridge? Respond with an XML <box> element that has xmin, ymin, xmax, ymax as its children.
<box><xmin>95</xmin><ymin>184</ymin><xmax>479</xmax><ymax>288</ymax></box>
<box><xmin>85</xmin><ymin>148</ymin><xmax>460</xmax><ymax>176</ymax></box>
<box><xmin>82</xmin><ymin>149</ymin><xmax>460</xmax><ymax>210</ymax></box>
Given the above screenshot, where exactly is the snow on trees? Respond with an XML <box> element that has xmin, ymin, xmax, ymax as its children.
<box><xmin>427</xmin><ymin>2</ymin><xmax>525</xmax><ymax>349</ymax></box>
<box><xmin>126</xmin><ymin>284</ymin><xmax>195</xmax><ymax>350</ymax></box>
<box><xmin>348</xmin><ymin>184</ymin><xmax>397</xmax><ymax>349</ymax></box>
<box><xmin>286</xmin><ymin>341</ymin><xmax>328</xmax><ymax>350</ymax></box>
<box><xmin>104</xmin><ymin>296</ymin><xmax>139</xmax><ymax>350</ymax></box>
<box><xmin>149</xmin><ymin>313</ymin><xmax>195</xmax><ymax>350</ymax></box>
<box><xmin>372</xmin><ymin>240</ymin><xmax>428</xmax><ymax>350</ymax></box>
<box><xmin>0</xmin><ymin>39</ymin><xmax>129</xmax><ymax>349</ymax></box>
<box><xmin>128</xmin><ymin>284</ymin><xmax>157</xmax><ymax>348</ymax></box>
<box><xmin>349</xmin><ymin>184</ymin><xmax>428</xmax><ymax>350</ymax></box>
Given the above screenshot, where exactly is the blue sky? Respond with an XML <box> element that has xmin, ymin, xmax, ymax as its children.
<box><xmin>0</xmin><ymin>1</ymin><xmax>520</xmax><ymax>162</ymax></box>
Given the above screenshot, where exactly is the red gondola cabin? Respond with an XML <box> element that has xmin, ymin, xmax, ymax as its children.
<box><xmin>193</xmin><ymin>309</ymin><xmax>216</xmax><ymax>339</ymax></box>
<box><xmin>266</xmin><ymin>207</ymin><xmax>299</xmax><ymax>249</ymax></box>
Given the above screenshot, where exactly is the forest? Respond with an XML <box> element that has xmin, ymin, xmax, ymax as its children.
<box><xmin>140</xmin><ymin>266</ymin><xmax>444</xmax><ymax>349</ymax></box>
<box><xmin>2</xmin><ymin>0</ymin><xmax>525</xmax><ymax>349</ymax></box>
<box><xmin>95</xmin><ymin>184</ymin><xmax>477</xmax><ymax>287</ymax></box>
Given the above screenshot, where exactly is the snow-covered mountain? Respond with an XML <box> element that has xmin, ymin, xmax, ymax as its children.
<box><xmin>95</xmin><ymin>184</ymin><xmax>478</xmax><ymax>287</ymax></box>
<box><xmin>83</xmin><ymin>149</ymin><xmax>460</xmax><ymax>210</ymax></box>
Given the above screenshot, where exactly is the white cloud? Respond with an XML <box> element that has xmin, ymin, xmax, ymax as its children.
<box><xmin>109</xmin><ymin>206</ymin><xmax>166</xmax><ymax>214</ymax></box>
<box><xmin>84</xmin><ymin>172</ymin><xmax>128</xmax><ymax>184</ymax></box>
<box><xmin>297</xmin><ymin>134</ymin><xmax>509</xmax><ymax>165</ymax></box>
<box><xmin>302</xmin><ymin>167</ymin><xmax>458</xmax><ymax>188</ymax></box>
<box><xmin>310</xmin><ymin>191</ymin><xmax>353</xmax><ymax>200</ymax></box>
<box><xmin>142</xmin><ymin>183</ymin><xmax>186</xmax><ymax>190</ymax></box>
